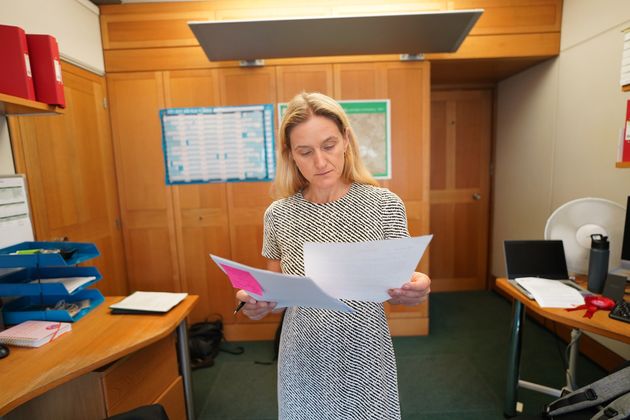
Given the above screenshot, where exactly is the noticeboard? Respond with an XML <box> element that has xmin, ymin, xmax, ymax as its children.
<box><xmin>160</xmin><ymin>104</ymin><xmax>275</xmax><ymax>185</ymax></box>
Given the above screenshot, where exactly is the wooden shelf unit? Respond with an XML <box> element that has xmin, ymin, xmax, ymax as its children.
<box><xmin>623</xmin><ymin>84</ymin><xmax>630</xmax><ymax>92</ymax></box>
<box><xmin>616</xmin><ymin>161</ymin><xmax>630</xmax><ymax>168</ymax></box>
<box><xmin>0</xmin><ymin>92</ymin><xmax>64</xmax><ymax>115</ymax></box>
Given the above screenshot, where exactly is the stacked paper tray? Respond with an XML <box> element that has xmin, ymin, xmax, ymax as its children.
<box><xmin>0</xmin><ymin>241</ymin><xmax>99</xmax><ymax>268</ymax></box>
<box><xmin>2</xmin><ymin>289</ymin><xmax>104</xmax><ymax>324</ymax></box>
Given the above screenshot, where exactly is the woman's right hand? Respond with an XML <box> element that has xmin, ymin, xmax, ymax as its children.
<box><xmin>235</xmin><ymin>289</ymin><xmax>278</xmax><ymax>320</ymax></box>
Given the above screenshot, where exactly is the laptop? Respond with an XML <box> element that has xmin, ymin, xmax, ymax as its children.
<box><xmin>503</xmin><ymin>240</ymin><xmax>587</xmax><ymax>299</ymax></box>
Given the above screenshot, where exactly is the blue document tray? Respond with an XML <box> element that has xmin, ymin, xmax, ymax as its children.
<box><xmin>0</xmin><ymin>266</ymin><xmax>101</xmax><ymax>296</ymax></box>
<box><xmin>2</xmin><ymin>289</ymin><xmax>104</xmax><ymax>324</ymax></box>
<box><xmin>0</xmin><ymin>241</ymin><xmax>100</xmax><ymax>268</ymax></box>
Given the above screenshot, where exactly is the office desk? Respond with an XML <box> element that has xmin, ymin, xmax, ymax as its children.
<box><xmin>496</xmin><ymin>278</ymin><xmax>630</xmax><ymax>417</ymax></box>
<box><xmin>0</xmin><ymin>295</ymin><xmax>198</xmax><ymax>419</ymax></box>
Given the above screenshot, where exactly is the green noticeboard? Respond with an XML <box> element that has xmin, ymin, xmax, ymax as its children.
<box><xmin>278</xmin><ymin>100</ymin><xmax>391</xmax><ymax>179</ymax></box>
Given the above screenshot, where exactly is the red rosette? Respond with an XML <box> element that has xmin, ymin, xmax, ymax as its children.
<box><xmin>565</xmin><ymin>295</ymin><xmax>615</xmax><ymax>318</ymax></box>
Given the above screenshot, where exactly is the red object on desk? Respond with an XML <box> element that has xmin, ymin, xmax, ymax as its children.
<box><xmin>565</xmin><ymin>295</ymin><xmax>615</xmax><ymax>319</ymax></box>
<box><xmin>0</xmin><ymin>24</ymin><xmax>35</xmax><ymax>101</ymax></box>
<box><xmin>26</xmin><ymin>34</ymin><xmax>65</xmax><ymax>107</ymax></box>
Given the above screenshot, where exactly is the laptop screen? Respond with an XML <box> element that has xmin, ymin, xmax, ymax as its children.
<box><xmin>504</xmin><ymin>240</ymin><xmax>569</xmax><ymax>280</ymax></box>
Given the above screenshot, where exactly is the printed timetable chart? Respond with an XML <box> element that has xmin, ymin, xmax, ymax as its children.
<box><xmin>160</xmin><ymin>104</ymin><xmax>275</xmax><ymax>185</ymax></box>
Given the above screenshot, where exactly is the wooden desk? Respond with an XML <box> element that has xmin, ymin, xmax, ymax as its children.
<box><xmin>0</xmin><ymin>295</ymin><xmax>198</xmax><ymax>419</ymax></box>
<box><xmin>496</xmin><ymin>279</ymin><xmax>629</xmax><ymax>417</ymax></box>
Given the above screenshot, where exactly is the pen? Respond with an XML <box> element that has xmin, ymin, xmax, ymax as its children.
<box><xmin>233</xmin><ymin>301</ymin><xmax>246</xmax><ymax>315</ymax></box>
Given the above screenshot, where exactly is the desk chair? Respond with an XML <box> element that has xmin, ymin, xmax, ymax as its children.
<box><xmin>105</xmin><ymin>404</ymin><xmax>169</xmax><ymax>420</ymax></box>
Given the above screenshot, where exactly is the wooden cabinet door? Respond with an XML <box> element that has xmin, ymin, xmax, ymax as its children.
<box><xmin>9</xmin><ymin>63</ymin><xmax>127</xmax><ymax>295</ymax></box>
<box><xmin>276</xmin><ymin>64</ymin><xmax>334</xmax><ymax>101</ymax></box>
<box><xmin>430</xmin><ymin>90</ymin><xmax>492</xmax><ymax>291</ymax></box>
<box><xmin>216</xmin><ymin>67</ymin><xmax>280</xmax><ymax>339</ymax></box>
<box><xmin>334</xmin><ymin>62</ymin><xmax>430</xmax><ymax>335</ymax></box>
<box><xmin>163</xmin><ymin>69</ymin><xmax>233</xmax><ymax>322</ymax></box>
<box><xmin>107</xmin><ymin>72</ymin><xmax>181</xmax><ymax>293</ymax></box>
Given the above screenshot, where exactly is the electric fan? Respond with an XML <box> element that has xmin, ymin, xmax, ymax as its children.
<box><xmin>544</xmin><ymin>198</ymin><xmax>626</xmax><ymax>275</ymax></box>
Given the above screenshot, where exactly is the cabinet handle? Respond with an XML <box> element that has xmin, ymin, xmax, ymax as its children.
<box><xmin>472</xmin><ymin>193</ymin><xmax>481</xmax><ymax>201</ymax></box>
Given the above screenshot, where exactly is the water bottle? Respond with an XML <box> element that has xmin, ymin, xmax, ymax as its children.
<box><xmin>587</xmin><ymin>234</ymin><xmax>609</xmax><ymax>294</ymax></box>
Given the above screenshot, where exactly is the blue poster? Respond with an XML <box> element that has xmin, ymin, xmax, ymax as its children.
<box><xmin>160</xmin><ymin>104</ymin><xmax>275</xmax><ymax>185</ymax></box>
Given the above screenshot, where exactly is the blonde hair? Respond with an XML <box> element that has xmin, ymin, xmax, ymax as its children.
<box><xmin>273</xmin><ymin>92</ymin><xmax>378</xmax><ymax>198</ymax></box>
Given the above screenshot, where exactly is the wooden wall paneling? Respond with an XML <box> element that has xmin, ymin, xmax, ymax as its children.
<box><xmin>333</xmin><ymin>62</ymin><xmax>430</xmax><ymax>335</ymax></box>
<box><xmin>8</xmin><ymin>64</ymin><xmax>128</xmax><ymax>295</ymax></box>
<box><xmin>163</xmin><ymin>69</ymin><xmax>234</xmax><ymax>322</ymax></box>
<box><xmin>429</xmin><ymin>90</ymin><xmax>492</xmax><ymax>291</ymax></box>
<box><xmin>276</xmin><ymin>64</ymin><xmax>334</xmax><ymax>101</ymax></box>
<box><xmin>452</xmin><ymin>0</ymin><xmax>562</xmax><ymax>35</ymax></box>
<box><xmin>218</xmin><ymin>66</ymin><xmax>280</xmax><ymax>338</ymax></box>
<box><xmin>100</xmin><ymin>5</ymin><xmax>215</xmax><ymax>50</ymax></box>
<box><xmin>107</xmin><ymin>72</ymin><xmax>181</xmax><ymax>293</ymax></box>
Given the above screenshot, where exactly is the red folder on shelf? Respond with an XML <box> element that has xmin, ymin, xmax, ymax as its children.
<box><xmin>26</xmin><ymin>34</ymin><xmax>65</xmax><ymax>107</ymax></box>
<box><xmin>0</xmin><ymin>24</ymin><xmax>35</xmax><ymax>101</ymax></box>
<box><xmin>623</xmin><ymin>100</ymin><xmax>630</xmax><ymax>162</ymax></box>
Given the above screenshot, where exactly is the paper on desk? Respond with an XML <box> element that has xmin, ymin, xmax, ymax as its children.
<box><xmin>109</xmin><ymin>291</ymin><xmax>188</xmax><ymax>313</ymax></box>
<box><xmin>515</xmin><ymin>277</ymin><xmax>585</xmax><ymax>308</ymax></box>
<box><xmin>304</xmin><ymin>235</ymin><xmax>432</xmax><ymax>302</ymax></box>
<box><xmin>210</xmin><ymin>255</ymin><xmax>353</xmax><ymax>313</ymax></box>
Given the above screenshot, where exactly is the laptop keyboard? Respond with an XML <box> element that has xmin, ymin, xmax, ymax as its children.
<box><xmin>609</xmin><ymin>301</ymin><xmax>630</xmax><ymax>324</ymax></box>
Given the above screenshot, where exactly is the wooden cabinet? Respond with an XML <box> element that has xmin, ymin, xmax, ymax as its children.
<box><xmin>335</xmin><ymin>62</ymin><xmax>431</xmax><ymax>334</ymax></box>
<box><xmin>107</xmin><ymin>72</ymin><xmax>181</xmax><ymax>294</ymax></box>
<box><xmin>9</xmin><ymin>62</ymin><xmax>127</xmax><ymax>296</ymax></box>
<box><xmin>106</xmin><ymin>62</ymin><xmax>431</xmax><ymax>339</ymax></box>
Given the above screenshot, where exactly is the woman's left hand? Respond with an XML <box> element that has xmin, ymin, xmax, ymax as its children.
<box><xmin>388</xmin><ymin>272</ymin><xmax>431</xmax><ymax>306</ymax></box>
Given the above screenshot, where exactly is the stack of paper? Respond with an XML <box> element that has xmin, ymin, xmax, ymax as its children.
<box><xmin>210</xmin><ymin>235</ymin><xmax>433</xmax><ymax>312</ymax></box>
<box><xmin>0</xmin><ymin>320</ymin><xmax>71</xmax><ymax>347</ymax></box>
<box><xmin>109</xmin><ymin>291</ymin><xmax>188</xmax><ymax>314</ymax></box>
<box><xmin>515</xmin><ymin>277</ymin><xmax>585</xmax><ymax>308</ymax></box>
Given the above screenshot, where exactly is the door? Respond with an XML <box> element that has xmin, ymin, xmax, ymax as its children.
<box><xmin>430</xmin><ymin>89</ymin><xmax>492</xmax><ymax>291</ymax></box>
<box><xmin>9</xmin><ymin>62</ymin><xmax>128</xmax><ymax>295</ymax></box>
<box><xmin>107</xmin><ymin>71</ymin><xmax>181</xmax><ymax>293</ymax></box>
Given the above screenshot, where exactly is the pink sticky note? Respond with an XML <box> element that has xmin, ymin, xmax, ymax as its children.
<box><xmin>220</xmin><ymin>264</ymin><xmax>263</xmax><ymax>295</ymax></box>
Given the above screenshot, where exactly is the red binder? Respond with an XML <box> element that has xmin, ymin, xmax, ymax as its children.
<box><xmin>0</xmin><ymin>24</ymin><xmax>35</xmax><ymax>101</ymax></box>
<box><xmin>26</xmin><ymin>34</ymin><xmax>65</xmax><ymax>107</ymax></box>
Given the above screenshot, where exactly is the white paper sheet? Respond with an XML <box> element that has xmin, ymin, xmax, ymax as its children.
<box><xmin>210</xmin><ymin>255</ymin><xmax>353</xmax><ymax>313</ymax></box>
<box><xmin>515</xmin><ymin>277</ymin><xmax>585</xmax><ymax>308</ymax></box>
<box><xmin>303</xmin><ymin>235</ymin><xmax>432</xmax><ymax>302</ymax></box>
<box><xmin>109</xmin><ymin>291</ymin><xmax>188</xmax><ymax>313</ymax></box>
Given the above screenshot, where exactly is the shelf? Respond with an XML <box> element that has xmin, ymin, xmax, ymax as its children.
<box><xmin>623</xmin><ymin>85</ymin><xmax>630</xmax><ymax>92</ymax></box>
<box><xmin>0</xmin><ymin>92</ymin><xmax>64</xmax><ymax>115</ymax></box>
<box><xmin>616</xmin><ymin>161</ymin><xmax>630</xmax><ymax>168</ymax></box>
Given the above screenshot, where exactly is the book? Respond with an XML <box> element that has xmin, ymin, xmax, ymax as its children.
<box><xmin>0</xmin><ymin>320</ymin><xmax>71</xmax><ymax>347</ymax></box>
<box><xmin>109</xmin><ymin>291</ymin><xmax>188</xmax><ymax>314</ymax></box>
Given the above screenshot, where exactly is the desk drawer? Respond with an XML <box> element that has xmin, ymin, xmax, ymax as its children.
<box><xmin>101</xmin><ymin>333</ymin><xmax>179</xmax><ymax>416</ymax></box>
<box><xmin>155</xmin><ymin>376</ymin><xmax>186</xmax><ymax>420</ymax></box>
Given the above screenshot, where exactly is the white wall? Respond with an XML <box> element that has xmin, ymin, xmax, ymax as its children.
<box><xmin>0</xmin><ymin>0</ymin><xmax>104</xmax><ymax>176</ymax></box>
<box><xmin>493</xmin><ymin>0</ymin><xmax>630</xmax><ymax>358</ymax></box>
<box><xmin>1</xmin><ymin>0</ymin><xmax>104</xmax><ymax>75</ymax></box>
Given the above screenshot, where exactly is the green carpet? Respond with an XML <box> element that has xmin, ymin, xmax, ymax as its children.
<box><xmin>193</xmin><ymin>291</ymin><xmax>608</xmax><ymax>419</ymax></box>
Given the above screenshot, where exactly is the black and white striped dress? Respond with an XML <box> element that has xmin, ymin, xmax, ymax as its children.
<box><xmin>262</xmin><ymin>182</ymin><xmax>409</xmax><ymax>420</ymax></box>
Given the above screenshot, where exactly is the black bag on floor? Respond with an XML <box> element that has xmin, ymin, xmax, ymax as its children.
<box><xmin>188</xmin><ymin>316</ymin><xmax>244</xmax><ymax>370</ymax></box>
<box><xmin>188</xmin><ymin>319</ymin><xmax>223</xmax><ymax>369</ymax></box>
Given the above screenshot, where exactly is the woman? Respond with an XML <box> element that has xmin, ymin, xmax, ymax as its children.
<box><xmin>236</xmin><ymin>92</ymin><xmax>431</xmax><ymax>419</ymax></box>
